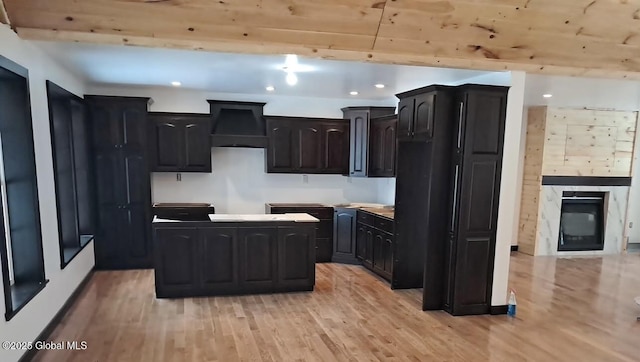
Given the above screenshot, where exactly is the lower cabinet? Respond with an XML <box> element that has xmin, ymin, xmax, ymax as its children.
<box><xmin>332</xmin><ymin>208</ymin><xmax>358</xmax><ymax>264</ymax></box>
<box><xmin>154</xmin><ymin>223</ymin><xmax>315</xmax><ymax>298</ymax></box>
<box><xmin>355</xmin><ymin>211</ymin><xmax>393</xmax><ymax>282</ymax></box>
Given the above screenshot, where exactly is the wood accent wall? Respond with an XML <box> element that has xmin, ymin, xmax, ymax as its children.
<box><xmin>517</xmin><ymin>107</ymin><xmax>639</xmax><ymax>255</ymax></box>
<box><xmin>518</xmin><ymin>107</ymin><xmax>546</xmax><ymax>255</ymax></box>
<box><xmin>542</xmin><ymin>108</ymin><xmax>638</xmax><ymax>177</ymax></box>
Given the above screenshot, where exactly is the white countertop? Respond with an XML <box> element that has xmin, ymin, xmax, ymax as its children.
<box><xmin>153</xmin><ymin>213</ymin><xmax>319</xmax><ymax>223</ymax></box>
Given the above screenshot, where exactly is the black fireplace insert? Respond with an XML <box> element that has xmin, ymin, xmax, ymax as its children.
<box><xmin>558</xmin><ymin>191</ymin><xmax>605</xmax><ymax>252</ymax></box>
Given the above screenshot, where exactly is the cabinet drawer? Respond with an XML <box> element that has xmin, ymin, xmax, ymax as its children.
<box><xmin>357</xmin><ymin>211</ymin><xmax>373</xmax><ymax>225</ymax></box>
<box><xmin>374</xmin><ymin>217</ymin><xmax>394</xmax><ymax>234</ymax></box>
<box><xmin>270</xmin><ymin>207</ymin><xmax>333</xmax><ymax>220</ymax></box>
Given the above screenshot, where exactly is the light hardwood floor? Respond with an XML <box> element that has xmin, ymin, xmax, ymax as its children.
<box><xmin>34</xmin><ymin>253</ymin><xmax>640</xmax><ymax>362</ymax></box>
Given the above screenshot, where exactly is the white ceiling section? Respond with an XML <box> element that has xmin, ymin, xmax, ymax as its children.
<box><xmin>31</xmin><ymin>40</ymin><xmax>503</xmax><ymax>100</ymax></box>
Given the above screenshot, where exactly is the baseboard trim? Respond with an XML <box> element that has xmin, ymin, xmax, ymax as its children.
<box><xmin>19</xmin><ymin>269</ymin><xmax>94</xmax><ymax>362</ymax></box>
<box><xmin>490</xmin><ymin>305</ymin><xmax>508</xmax><ymax>315</ymax></box>
<box><xmin>511</xmin><ymin>245</ymin><xmax>519</xmax><ymax>252</ymax></box>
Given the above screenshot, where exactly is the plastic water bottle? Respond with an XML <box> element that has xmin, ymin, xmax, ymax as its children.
<box><xmin>507</xmin><ymin>289</ymin><xmax>517</xmax><ymax>317</ymax></box>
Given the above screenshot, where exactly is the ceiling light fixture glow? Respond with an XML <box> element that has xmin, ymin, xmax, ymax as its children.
<box><xmin>171</xmin><ymin>81</ymin><xmax>181</xmax><ymax>87</ymax></box>
<box><xmin>350</xmin><ymin>91</ymin><xmax>359</xmax><ymax>96</ymax></box>
<box><xmin>266</xmin><ymin>86</ymin><xmax>275</xmax><ymax>91</ymax></box>
<box><xmin>375</xmin><ymin>84</ymin><xmax>385</xmax><ymax>89</ymax></box>
<box><xmin>543</xmin><ymin>93</ymin><xmax>553</xmax><ymax>98</ymax></box>
<box><xmin>286</xmin><ymin>72</ymin><xmax>298</xmax><ymax>86</ymax></box>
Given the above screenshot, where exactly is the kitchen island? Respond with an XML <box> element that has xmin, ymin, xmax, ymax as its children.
<box><xmin>152</xmin><ymin>213</ymin><xmax>318</xmax><ymax>298</ymax></box>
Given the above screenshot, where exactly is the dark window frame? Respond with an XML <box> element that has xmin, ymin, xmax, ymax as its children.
<box><xmin>46</xmin><ymin>81</ymin><xmax>95</xmax><ymax>269</ymax></box>
<box><xmin>0</xmin><ymin>55</ymin><xmax>48</xmax><ymax>321</ymax></box>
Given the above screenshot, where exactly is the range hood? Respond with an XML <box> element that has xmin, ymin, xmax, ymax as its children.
<box><xmin>208</xmin><ymin>100</ymin><xmax>268</xmax><ymax>148</ymax></box>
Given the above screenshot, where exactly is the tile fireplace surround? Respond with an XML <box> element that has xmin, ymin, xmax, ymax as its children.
<box><xmin>536</xmin><ymin>185</ymin><xmax>629</xmax><ymax>256</ymax></box>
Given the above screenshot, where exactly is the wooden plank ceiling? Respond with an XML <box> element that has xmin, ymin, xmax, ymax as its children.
<box><xmin>4</xmin><ymin>0</ymin><xmax>640</xmax><ymax>79</ymax></box>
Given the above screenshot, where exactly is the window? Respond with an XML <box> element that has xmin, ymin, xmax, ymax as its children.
<box><xmin>46</xmin><ymin>81</ymin><xmax>96</xmax><ymax>268</ymax></box>
<box><xmin>0</xmin><ymin>55</ymin><xmax>48</xmax><ymax>321</ymax></box>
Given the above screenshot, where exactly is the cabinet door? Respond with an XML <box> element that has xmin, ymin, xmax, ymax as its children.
<box><xmin>266</xmin><ymin>119</ymin><xmax>295</xmax><ymax>172</ymax></box>
<box><xmin>154</xmin><ymin>228</ymin><xmax>199</xmax><ymax>297</ymax></box>
<box><xmin>296</xmin><ymin>124</ymin><xmax>322</xmax><ymax>171</ymax></box>
<box><xmin>238</xmin><ymin>228</ymin><xmax>277</xmax><ymax>290</ymax></box>
<box><xmin>348</xmin><ymin>110</ymin><xmax>369</xmax><ymax>177</ymax></box>
<box><xmin>370</xmin><ymin>117</ymin><xmax>397</xmax><ymax>177</ymax></box>
<box><xmin>150</xmin><ymin>117</ymin><xmax>181</xmax><ymax>171</ymax></box>
<box><xmin>364</xmin><ymin>226</ymin><xmax>374</xmax><ymax>268</ymax></box>
<box><xmin>372</xmin><ymin>231</ymin><xmax>384</xmax><ymax>273</ymax></box>
<box><xmin>277</xmin><ymin>227</ymin><xmax>315</xmax><ymax>289</ymax></box>
<box><xmin>121</xmin><ymin>152</ymin><xmax>153</xmax><ymax>268</ymax></box>
<box><xmin>200</xmin><ymin>228</ymin><xmax>238</xmax><ymax>292</ymax></box>
<box><xmin>382</xmin><ymin>233</ymin><xmax>393</xmax><ymax>278</ymax></box>
<box><xmin>356</xmin><ymin>223</ymin><xmax>366</xmax><ymax>261</ymax></box>
<box><xmin>332</xmin><ymin>209</ymin><xmax>357</xmax><ymax>263</ymax></box>
<box><xmin>450</xmin><ymin>88</ymin><xmax>507</xmax><ymax>316</ymax></box>
<box><xmin>397</xmin><ymin>98</ymin><xmax>414</xmax><ymax>141</ymax></box>
<box><xmin>413</xmin><ymin>93</ymin><xmax>435</xmax><ymax>141</ymax></box>
<box><xmin>92</xmin><ymin>151</ymin><xmax>122</xmax><ymax>269</ymax></box>
<box><xmin>183</xmin><ymin>118</ymin><xmax>212</xmax><ymax>172</ymax></box>
<box><xmin>89</xmin><ymin>103</ymin><xmax>120</xmax><ymax>149</ymax></box>
<box><xmin>321</xmin><ymin>122</ymin><xmax>349</xmax><ymax>174</ymax></box>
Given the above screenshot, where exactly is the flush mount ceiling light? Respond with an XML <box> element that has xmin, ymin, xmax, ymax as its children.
<box><xmin>171</xmin><ymin>81</ymin><xmax>181</xmax><ymax>87</ymax></box>
<box><xmin>543</xmin><ymin>93</ymin><xmax>553</xmax><ymax>98</ymax></box>
<box><xmin>266</xmin><ymin>86</ymin><xmax>275</xmax><ymax>91</ymax></box>
<box><xmin>350</xmin><ymin>91</ymin><xmax>359</xmax><ymax>96</ymax></box>
<box><xmin>375</xmin><ymin>84</ymin><xmax>385</xmax><ymax>89</ymax></box>
<box><xmin>278</xmin><ymin>54</ymin><xmax>315</xmax><ymax>86</ymax></box>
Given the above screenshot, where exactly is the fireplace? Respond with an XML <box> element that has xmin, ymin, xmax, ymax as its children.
<box><xmin>558</xmin><ymin>192</ymin><xmax>605</xmax><ymax>251</ymax></box>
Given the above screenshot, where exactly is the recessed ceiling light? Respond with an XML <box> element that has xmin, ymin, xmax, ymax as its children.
<box><xmin>543</xmin><ymin>93</ymin><xmax>553</xmax><ymax>98</ymax></box>
<box><xmin>375</xmin><ymin>84</ymin><xmax>385</xmax><ymax>89</ymax></box>
<box><xmin>266</xmin><ymin>86</ymin><xmax>275</xmax><ymax>91</ymax></box>
<box><xmin>171</xmin><ymin>81</ymin><xmax>181</xmax><ymax>87</ymax></box>
<box><xmin>350</xmin><ymin>91</ymin><xmax>359</xmax><ymax>96</ymax></box>
<box><xmin>286</xmin><ymin>72</ymin><xmax>298</xmax><ymax>86</ymax></box>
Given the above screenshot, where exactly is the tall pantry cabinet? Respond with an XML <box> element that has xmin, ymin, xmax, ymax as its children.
<box><xmin>394</xmin><ymin>84</ymin><xmax>508</xmax><ymax>316</ymax></box>
<box><xmin>86</xmin><ymin>96</ymin><xmax>154</xmax><ymax>269</ymax></box>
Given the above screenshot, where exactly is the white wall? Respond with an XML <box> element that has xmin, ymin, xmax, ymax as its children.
<box><xmin>492</xmin><ymin>71</ymin><xmax>526</xmax><ymax>306</ymax></box>
<box><xmin>0</xmin><ymin>27</ymin><xmax>94</xmax><ymax>362</ymax></box>
<box><xmin>524</xmin><ymin>74</ymin><xmax>640</xmax><ymax>244</ymax></box>
<box><xmin>87</xmin><ymin>85</ymin><xmax>397</xmax><ymax>212</ymax></box>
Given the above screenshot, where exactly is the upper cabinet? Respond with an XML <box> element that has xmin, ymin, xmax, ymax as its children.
<box><xmin>369</xmin><ymin>115</ymin><xmax>397</xmax><ymax>177</ymax></box>
<box><xmin>266</xmin><ymin>116</ymin><xmax>348</xmax><ymax>174</ymax></box>
<box><xmin>396</xmin><ymin>91</ymin><xmax>435</xmax><ymax>142</ymax></box>
<box><xmin>342</xmin><ymin>106</ymin><xmax>396</xmax><ymax>177</ymax></box>
<box><xmin>148</xmin><ymin>113</ymin><xmax>212</xmax><ymax>173</ymax></box>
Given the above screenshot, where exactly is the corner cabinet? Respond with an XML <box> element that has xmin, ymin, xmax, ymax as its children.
<box><xmin>342</xmin><ymin>107</ymin><xmax>396</xmax><ymax>177</ymax></box>
<box><xmin>86</xmin><ymin>95</ymin><xmax>153</xmax><ymax>270</ymax></box>
<box><xmin>265</xmin><ymin>116</ymin><xmax>348</xmax><ymax>174</ymax></box>
<box><xmin>443</xmin><ymin>86</ymin><xmax>508</xmax><ymax>316</ymax></box>
<box><xmin>355</xmin><ymin>210</ymin><xmax>393</xmax><ymax>282</ymax></box>
<box><xmin>148</xmin><ymin>113</ymin><xmax>212</xmax><ymax>173</ymax></box>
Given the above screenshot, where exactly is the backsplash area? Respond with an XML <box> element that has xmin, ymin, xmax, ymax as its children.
<box><xmin>151</xmin><ymin>148</ymin><xmax>389</xmax><ymax>213</ymax></box>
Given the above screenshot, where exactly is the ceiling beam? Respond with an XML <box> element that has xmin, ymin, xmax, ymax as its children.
<box><xmin>17</xmin><ymin>27</ymin><xmax>640</xmax><ymax>81</ymax></box>
<box><xmin>0</xmin><ymin>0</ymin><xmax>10</xmax><ymax>25</ymax></box>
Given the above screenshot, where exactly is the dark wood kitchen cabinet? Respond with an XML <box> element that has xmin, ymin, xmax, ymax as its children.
<box><xmin>148</xmin><ymin>113</ymin><xmax>212</xmax><ymax>173</ymax></box>
<box><xmin>266</xmin><ymin>117</ymin><xmax>348</xmax><ymax>174</ymax></box>
<box><xmin>153</xmin><ymin>222</ymin><xmax>316</xmax><ymax>298</ymax></box>
<box><xmin>397</xmin><ymin>92</ymin><xmax>435</xmax><ymax>142</ymax></box>
<box><xmin>443</xmin><ymin>85</ymin><xmax>508</xmax><ymax>316</ymax></box>
<box><xmin>394</xmin><ymin>84</ymin><xmax>508</xmax><ymax>316</ymax></box>
<box><xmin>369</xmin><ymin>115</ymin><xmax>397</xmax><ymax>177</ymax></box>
<box><xmin>86</xmin><ymin>96</ymin><xmax>153</xmax><ymax>270</ymax></box>
<box><xmin>342</xmin><ymin>107</ymin><xmax>396</xmax><ymax>177</ymax></box>
<box><xmin>332</xmin><ymin>208</ymin><xmax>358</xmax><ymax>264</ymax></box>
<box><xmin>355</xmin><ymin>210</ymin><xmax>393</xmax><ymax>281</ymax></box>
<box><xmin>265</xmin><ymin>204</ymin><xmax>333</xmax><ymax>262</ymax></box>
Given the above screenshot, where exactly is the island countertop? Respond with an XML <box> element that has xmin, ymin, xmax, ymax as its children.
<box><xmin>152</xmin><ymin>213</ymin><xmax>319</xmax><ymax>223</ymax></box>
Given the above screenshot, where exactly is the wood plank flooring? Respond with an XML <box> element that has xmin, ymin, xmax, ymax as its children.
<box><xmin>34</xmin><ymin>253</ymin><xmax>640</xmax><ymax>361</ymax></box>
